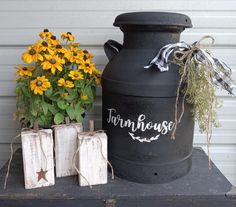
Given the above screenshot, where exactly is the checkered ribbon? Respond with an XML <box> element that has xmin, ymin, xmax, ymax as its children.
<box><xmin>144</xmin><ymin>37</ymin><xmax>236</xmax><ymax>96</ymax></box>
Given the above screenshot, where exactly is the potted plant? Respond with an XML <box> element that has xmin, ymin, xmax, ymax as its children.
<box><xmin>15</xmin><ymin>29</ymin><xmax>101</xmax><ymax>186</ymax></box>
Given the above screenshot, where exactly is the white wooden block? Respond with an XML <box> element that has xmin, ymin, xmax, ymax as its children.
<box><xmin>78</xmin><ymin>132</ymin><xmax>107</xmax><ymax>186</ymax></box>
<box><xmin>54</xmin><ymin>123</ymin><xmax>83</xmax><ymax>177</ymax></box>
<box><xmin>21</xmin><ymin>129</ymin><xmax>54</xmax><ymax>189</ymax></box>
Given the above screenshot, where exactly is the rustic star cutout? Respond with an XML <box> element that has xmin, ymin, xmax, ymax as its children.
<box><xmin>36</xmin><ymin>168</ymin><xmax>48</xmax><ymax>182</ymax></box>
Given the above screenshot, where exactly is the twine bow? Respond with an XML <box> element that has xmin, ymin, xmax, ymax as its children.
<box><xmin>144</xmin><ymin>35</ymin><xmax>236</xmax><ymax>96</ymax></box>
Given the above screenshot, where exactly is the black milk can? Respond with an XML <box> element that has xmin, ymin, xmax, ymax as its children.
<box><xmin>102</xmin><ymin>12</ymin><xmax>194</xmax><ymax>184</ymax></box>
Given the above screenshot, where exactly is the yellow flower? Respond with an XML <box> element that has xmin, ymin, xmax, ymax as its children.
<box><xmin>22</xmin><ymin>44</ymin><xmax>43</xmax><ymax>64</ymax></box>
<box><xmin>82</xmin><ymin>50</ymin><xmax>94</xmax><ymax>61</ymax></box>
<box><xmin>39</xmin><ymin>29</ymin><xmax>53</xmax><ymax>39</ymax></box>
<box><xmin>61</xmin><ymin>32</ymin><xmax>75</xmax><ymax>42</ymax></box>
<box><xmin>55</xmin><ymin>45</ymin><xmax>67</xmax><ymax>54</ymax></box>
<box><xmin>47</xmin><ymin>35</ymin><xmax>59</xmax><ymax>46</ymax></box>
<box><xmin>58</xmin><ymin>78</ymin><xmax>74</xmax><ymax>88</ymax></box>
<box><xmin>65</xmin><ymin>80</ymin><xmax>74</xmax><ymax>88</ymax></box>
<box><xmin>64</xmin><ymin>48</ymin><xmax>83</xmax><ymax>63</ymax></box>
<box><xmin>79</xmin><ymin>60</ymin><xmax>95</xmax><ymax>75</ymax></box>
<box><xmin>41</xmin><ymin>54</ymin><xmax>65</xmax><ymax>74</ymax></box>
<box><xmin>80</xmin><ymin>94</ymin><xmax>88</xmax><ymax>101</ymax></box>
<box><xmin>68</xmin><ymin>70</ymin><xmax>83</xmax><ymax>80</ymax></box>
<box><xmin>69</xmin><ymin>42</ymin><xmax>80</xmax><ymax>48</ymax></box>
<box><xmin>30</xmin><ymin>76</ymin><xmax>51</xmax><ymax>95</ymax></box>
<box><xmin>16</xmin><ymin>66</ymin><xmax>35</xmax><ymax>77</ymax></box>
<box><xmin>58</xmin><ymin>78</ymin><xmax>66</xmax><ymax>86</ymax></box>
<box><xmin>38</xmin><ymin>40</ymin><xmax>54</xmax><ymax>55</ymax></box>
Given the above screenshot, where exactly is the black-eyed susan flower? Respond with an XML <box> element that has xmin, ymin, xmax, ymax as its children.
<box><xmin>57</xmin><ymin>78</ymin><xmax>74</xmax><ymax>88</ymax></box>
<box><xmin>69</xmin><ymin>42</ymin><xmax>80</xmax><ymax>48</ymax></box>
<box><xmin>30</xmin><ymin>76</ymin><xmax>51</xmax><ymax>95</ymax></box>
<box><xmin>38</xmin><ymin>40</ymin><xmax>54</xmax><ymax>55</ymax></box>
<box><xmin>41</xmin><ymin>54</ymin><xmax>65</xmax><ymax>74</ymax></box>
<box><xmin>68</xmin><ymin>70</ymin><xmax>83</xmax><ymax>80</ymax></box>
<box><xmin>61</xmin><ymin>32</ymin><xmax>75</xmax><ymax>42</ymax></box>
<box><xmin>64</xmin><ymin>47</ymin><xmax>83</xmax><ymax>63</ymax></box>
<box><xmin>22</xmin><ymin>44</ymin><xmax>43</xmax><ymax>64</ymax></box>
<box><xmin>65</xmin><ymin>80</ymin><xmax>74</xmax><ymax>88</ymax></box>
<box><xmin>58</xmin><ymin>78</ymin><xmax>66</xmax><ymax>86</ymax></box>
<box><xmin>55</xmin><ymin>45</ymin><xmax>67</xmax><ymax>54</ymax></box>
<box><xmin>80</xmin><ymin>94</ymin><xmax>88</xmax><ymax>101</ymax></box>
<box><xmin>39</xmin><ymin>29</ymin><xmax>53</xmax><ymax>39</ymax></box>
<box><xmin>48</xmin><ymin>35</ymin><xmax>59</xmax><ymax>46</ymax></box>
<box><xmin>82</xmin><ymin>50</ymin><xmax>94</xmax><ymax>61</ymax></box>
<box><xmin>79</xmin><ymin>60</ymin><xmax>95</xmax><ymax>75</ymax></box>
<box><xmin>16</xmin><ymin>66</ymin><xmax>35</xmax><ymax>77</ymax></box>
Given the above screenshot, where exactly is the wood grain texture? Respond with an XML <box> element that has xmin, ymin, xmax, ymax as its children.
<box><xmin>21</xmin><ymin>129</ymin><xmax>54</xmax><ymax>189</ymax></box>
<box><xmin>54</xmin><ymin>123</ymin><xmax>83</xmax><ymax>177</ymax></box>
<box><xmin>78</xmin><ymin>132</ymin><xmax>107</xmax><ymax>186</ymax></box>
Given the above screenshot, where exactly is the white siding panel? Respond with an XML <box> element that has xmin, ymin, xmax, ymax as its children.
<box><xmin>0</xmin><ymin>0</ymin><xmax>235</xmax><ymax>186</ymax></box>
<box><xmin>1</xmin><ymin>0</ymin><xmax>236</xmax><ymax>12</ymax></box>
<box><xmin>1</xmin><ymin>29</ymin><xmax>236</xmax><ymax>46</ymax></box>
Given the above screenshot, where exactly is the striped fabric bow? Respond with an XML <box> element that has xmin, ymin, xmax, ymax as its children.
<box><xmin>144</xmin><ymin>36</ymin><xmax>236</xmax><ymax>96</ymax></box>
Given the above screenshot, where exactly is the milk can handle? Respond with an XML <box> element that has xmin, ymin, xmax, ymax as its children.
<box><xmin>104</xmin><ymin>40</ymin><xmax>123</xmax><ymax>61</ymax></box>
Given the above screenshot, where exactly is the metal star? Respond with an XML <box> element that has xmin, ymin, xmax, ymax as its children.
<box><xmin>36</xmin><ymin>168</ymin><xmax>48</xmax><ymax>182</ymax></box>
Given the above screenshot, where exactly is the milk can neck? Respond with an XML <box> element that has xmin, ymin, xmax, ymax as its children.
<box><xmin>122</xmin><ymin>30</ymin><xmax>182</xmax><ymax>49</ymax></box>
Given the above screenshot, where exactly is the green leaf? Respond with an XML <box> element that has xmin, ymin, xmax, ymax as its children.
<box><xmin>45</xmin><ymin>87</ymin><xmax>53</xmax><ymax>97</ymax></box>
<box><xmin>75</xmin><ymin>102</ymin><xmax>85</xmax><ymax>114</ymax></box>
<box><xmin>48</xmin><ymin>104</ymin><xmax>58</xmax><ymax>115</ymax></box>
<box><xmin>57</xmin><ymin>99</ymin><xmax>68</xmax><ymax>110</ymax></box>
<box><xmin>66</xmin><ymin>106</ymin><xmax>75</xmax><ymax>120</ymax></box>
<box><xmin>54</xmin><ymin>113</ymin><xmax>64</xmax><ymax>125</ymax></box>
<box><xmin>21</xmin><ymin>86</ymin><xmax>31</xmax><ymax>97</ymax></box>
<box><xmin>75</xmin><ymin>114</ymin><xmax>83</xmax><ymax>123</ymax></box>
<box><xmin>41</xmin><ymin>102</ymin><xmax>49</xmax><ymax>115</ymax></box>
<box><xmin>30</xmin><ymin>108</ymin><xmax>38</xmax><ymax>117</ymax></box>
<box><xmin>83</xmin><ymin>86</ymin><xmax>94</xmax><ymax>101</ymax></box>
<box><xmin>66</xmin><ymin>88</ymin><xmax>78</xmax><ymax>99</ymax></box>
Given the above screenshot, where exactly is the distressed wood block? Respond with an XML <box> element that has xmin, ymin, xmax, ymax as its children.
<box><xmin>54</xmin><ymin>123</ymin><xmax>83</xmax><ymax>177</ymax></box>
<box><xmin>78</xmin><ymin>132</ymin><xmax>107</xmax><ymax>186</ymax></box>
<box><xmin>21</xmin><ymin>129</ymin><xmax>54</xmax><ymax>189</ymax></box>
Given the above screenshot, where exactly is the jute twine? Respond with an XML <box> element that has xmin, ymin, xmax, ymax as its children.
<box><xmin>171</xmin><ymin>35</ymin><xmax>215</xmax><ymax>169</ymax></box>
<box><xmin>52</xmin><ymin>120</ymin><xmax>114</xmax><ymax>188</ymax></box>
<box><xmin>72</xmin><ymin>129</ymin><xmax>115</xmax><ymax>189</ymax></box>
<box><xmin>4</xmin><ymin>128</ymin><xmax>50</xmax><ymax>189</ymax></box>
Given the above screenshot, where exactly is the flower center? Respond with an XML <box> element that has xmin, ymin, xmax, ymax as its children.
<box><xmin>83</xmin><ymin>50</ymin><xmax>88</xmax><ymax>54</ymax></box>
<box><xmin>29</xmin><ymin>49</ymin><xmax>36</xmax><ymax>55</ymax></box>
<box><xmin>22</xmin><ymin>67</ymin><xmax>28</xmax><ymax>71</ymax></box>
<box><xmin>56</xmin><ymin>45</ymin><xmax>62</xmax><ymax>49</ymax></box>
<box><xmin>51</xmin><ymin>36</ymin><xmax>56</xmax><ymax>40</ymax></box>
<box><xmin>44</xmin><ymin>29</ymin><xmax>49</xmax><ymax>32</ymax></box>
<box><xmin>85</xmin><ymin>63</ymin><xmax>90</xmax><ymax>67</ymax></box>
<box><xmin>67</xmin><ymin>32</ymin><xmax>72</xmax><ymax>35</ymax></box>
<box><xmin>73</xmin><ymin>52</ymin><xmax>77</xmax><ymax>56</ymax></box>
<box><xmin>83</xmin><ymin>55</ymin><xmax>88</xmax><ymax>61</ymax></box>
<box><xmin>42</xmin><ymin>41</ymin><xmax>48</xmax><ymax>47</ymax></box>
<box><xmin>49</xmin><ymin>58</ymin><xmax>56</xmax><ymax>64</ymax></box>
<box><xmin>74</xmin><ymin>74</ymin><xmax>79</xmax><ymax>78</ymax></box>
<box><xmin>36</xmin><ymin>81</ymin><xmax>42</xmax><ymax>86</ymax></box>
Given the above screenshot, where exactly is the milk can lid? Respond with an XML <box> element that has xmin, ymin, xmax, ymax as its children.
<box><xmin>114</xmin><ymin>12</ymin><xmax>192</xmax><ymax>28</ymax></box>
